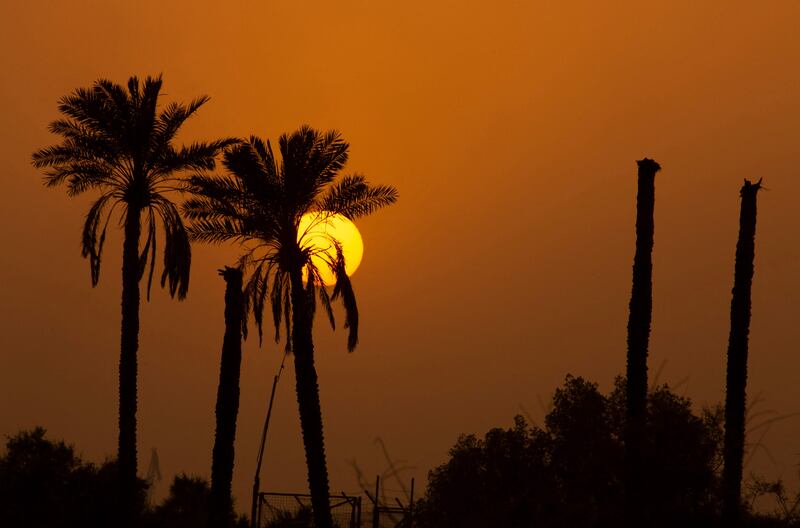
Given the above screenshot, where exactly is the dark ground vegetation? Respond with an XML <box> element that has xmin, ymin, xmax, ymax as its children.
<box><xmin>4</xmin><ymin>376</ymin><xmax>797</xmax><ymax>527</ymax></box>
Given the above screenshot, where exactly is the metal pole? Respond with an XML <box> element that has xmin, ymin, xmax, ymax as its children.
<box><xmin>408</xmin><ymin>477</ymin><xmax>414</xmax><ymax>527</ymax></box>
<box><xmin>372</xmin><ymin>475</ymin><xmax>380</xmax><ymax>528</ymax></box>
<box><xmin>250</xmin><ymin>352</ymin><xmax>288</xmax><ymax>528</ymax></box>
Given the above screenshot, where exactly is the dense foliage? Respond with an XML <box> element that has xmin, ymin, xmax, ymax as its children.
<box><xmin>0</xmin><ymin>428</ymin><xmax>144</xmax><ymax>528</ymax></box>
<box><xmin>415</xmin><ymin>376</ymin><xmax>726</xmax><ymax>528</ymax></box>
<box><xmin>0</xmin><ymin>429</ymin><xmax>247</xmax><ymax>528</ymax></box>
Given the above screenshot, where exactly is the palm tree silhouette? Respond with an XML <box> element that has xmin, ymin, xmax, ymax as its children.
<box><xmin>209</xmin><ymin>266</ymin><xmax>246</xmax><ymax>528</ymax></box>
<box><xmin>183</xmin><ymin>127</ymin><xmax>398</xmax><ymax>528</ymax></box>
<box><xmin>624</xmin><ymin>158</ymin><xmax>660</xmax><ymax>527</ymax></box>
<box><xmin>31</xmin><ymin>75</ymin><xmax>233</xmax><ymax>524</ymax></box>
<box><xmin>722</xmin><ymin>178</ymin><xmax>763</xmax><ymax>525</ymax></box>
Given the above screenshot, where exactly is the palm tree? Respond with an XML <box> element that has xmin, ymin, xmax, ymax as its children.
<box><xmin>183</xmin><ymin>127</ymin><xmax>398</xmax><ymax>528</ymax></box>
<box><xmin>624</xmin><ymin>157</ymin><xmax>660</xmax><ymax>527</ymax></box>
<box><xmin>31</xmin><ymin>75</ymin><xmax>233</xmax><ymax>524</ymax></box>
<box><xmin>721</xmin><ymin>178</ymin><xmax>763</xmax><ymax>525</ymax></box>
<box><xmin>209</xmin><ymin>266</ymin><xmax>246</xmax><ymax>528</ymax></box>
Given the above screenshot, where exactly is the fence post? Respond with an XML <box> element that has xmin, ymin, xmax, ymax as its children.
<box><xmin>372</xmin><ymin>475</ymin><xmax>380</xmax><ymax>528</ymax></box>
<box><xmin>408</xmin><ymin>477</ymin><xmax>414</xmax><ymax>527</ymax></box>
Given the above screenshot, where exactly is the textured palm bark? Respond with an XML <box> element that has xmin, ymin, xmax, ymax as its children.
<box><xmin>119</xmin><ymin>207</ymin><xmax>141</xmax><ymax>526</ymax></box>
<box><xmin>290</xmin><ymin>268</ymin><xmax>334</xmax><ymax>528</ymax></box>
<box><xmin>210</xmin><ymin>267</ymin><xmax>244</xmax><ymax>528</ymax></box>
<box><xmin>722</xmin><ymin>179</ymin><xmax>761</xmax><ymax>526</ymax></box>
<box><xmin>624</xmin><ymin>158</ymin><xmax>660</xmax><ymax>528</ymax></box>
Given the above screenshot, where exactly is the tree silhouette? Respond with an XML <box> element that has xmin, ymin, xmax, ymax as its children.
<box><xmin>624</xmin><ymin>158</ymin><xmax>661</xmax><ymax>527</ymax></box>
<box><xmin>415</xmin><ymin>375</ymin><xmax>723</xmax><ymax>528</ymax></box>
<box><xmin>722</xmin><ymin>178</ymin><xmax>763</xmax><ymax>525</ymax></box>
<box><xmin>183</xmin><ymin>127</ymin><xmax>398</xmax><ymax>528</ymax></box>
<box><xmin>0</xmin><ymin>428</ymin><xmax>147</xmax><ymax>528</ymax></box>
<box><xmin>31</xmin><ymin>75</ymin><xmax>233</xmax><ymax>524</ymax></box>
<box><xmin>209</xmin><ymin>267</ymin><xmax>246</xmax><ymax>528</ymax></box>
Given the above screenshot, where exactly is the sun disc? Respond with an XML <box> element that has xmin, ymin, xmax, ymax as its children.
<box><xmin>298</xmin><ymin>212</ymin><xmax>364</xmax><ymax>286</ymax></box>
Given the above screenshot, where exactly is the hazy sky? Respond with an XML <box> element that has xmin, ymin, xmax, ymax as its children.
<box><xmin>2</xmin><ymin>0</ymin><xmax>800</xmax><ymax>511</ymax></box>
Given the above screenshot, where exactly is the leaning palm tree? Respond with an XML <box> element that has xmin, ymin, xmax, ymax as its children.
<box><xmin>31</xmin><ymin>75</ymin><xmax>233</xmax><ymax>524</ymax></box>
<box><xmin>624</xmin><ymin>157</ymin><xmax>661</xmax><ymax>527</ymax></box>
<box><xmin>722</xmin><ymin>178</ymin><xmax>763</xmax><ymax>525</ymax></box>
<box><xmin>183</xmin><ymin>127</ymin><xmax>398</xmax><ymax>528</ymax></box>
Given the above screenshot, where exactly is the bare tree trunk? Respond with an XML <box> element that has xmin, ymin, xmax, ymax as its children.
<box><xmin>210</xmin><ymin>266</ymin><xmax>245</xmax><ymax>528</ymax></box>
<box><xmin>290</xmin><ymin>268</ymin><xmax>334</xmax><ymax>528</ymax></box>
<box><xmin>722</xmin><ymin>179</ymin><xmax>762</xmax><ymax>526</ymax></box>
<box><xmin>119</xmin><ymin>206</ymin><xmax>142</xmax><ymax>527</ymax></box>
<box><xmin>624</xmin><ymin>158</ymin><xmax>660</xmax><ymax>528</ymax></box>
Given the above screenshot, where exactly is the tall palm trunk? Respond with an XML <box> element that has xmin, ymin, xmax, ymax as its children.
<box><xmin>722</xmin><ymin>179</ymin><xmax>762</xmax><ymax>525</ymax></box>
<box><xmin>210</xmin><ymin>267</ymin><xmax>245</xmax><ymax>528</ymax></box>
<box><xmin>119</xmin><ymin>206</ymin><xmax>142</xmax><ymax>525</ymax></box>
<box><xmin>624</xmin><ymin>158</ymin><xmax>660</xmax><ymax>527</ymax></box>
<box><xmin>289</xmin><ymin>267</ymin><xmax>334</xmax><ymax>528</ymax></box>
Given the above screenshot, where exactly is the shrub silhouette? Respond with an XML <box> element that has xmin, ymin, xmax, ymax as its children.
<box><xmin>145</xmin><ymin>474</ymin><xmax>212</xmax><ymax>528</ymax></box>
<box><xmin>144</xmin><ymin>474</ymin><xmax>250</xmax><ymax>528</ymax></box>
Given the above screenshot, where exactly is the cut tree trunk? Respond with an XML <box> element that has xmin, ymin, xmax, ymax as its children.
<box><xmin>210</xmin><ymin>266</ymin><xmax>245</xmax><ymax>528</ymax></box>
<box><xmin>722</xmin><ymin>178</ymin><xmax>762</xmax><ymax>526</ymax></box>
<box><xmin>624</xmin><ymin>158</ymin><xmax>660</xmax><ymax>528</ymax></box>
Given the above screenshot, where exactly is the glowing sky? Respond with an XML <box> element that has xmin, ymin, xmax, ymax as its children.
<box><xmin>2</xmin><ymin>0</ymin><xmax>800</xmax><ymax>510</ymax></box>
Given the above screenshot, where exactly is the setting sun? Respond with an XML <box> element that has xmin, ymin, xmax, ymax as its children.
<box><xmin>298</xmin><ymin>212</ymin><xmax>364</xmax><ymax>286</ymax></box>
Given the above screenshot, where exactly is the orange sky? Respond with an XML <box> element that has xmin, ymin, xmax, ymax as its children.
<box><xmin>2</xmin><ymin>0</ymin><xmax>800</xmax><ymax>511</ymax></box>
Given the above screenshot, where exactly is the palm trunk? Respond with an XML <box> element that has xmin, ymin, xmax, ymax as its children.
<box><xmin>290</xmin><ymin>268</ymin><xmax>334</xmax><ymax>528</ymax></box>
<box><xmin>119</xmin><ymin>206</ymin><xmax>142</xmax><ymax>526</ymax></box>
<box><xmin>624</xmin><ymin>158</ymin><xmax>660</xmax><ymax>527</ymax></box>
<box><xmin>722</xmin><ymin>179</ymin><xmax>762</xmax><ymax>526</ymax></box>
<box><xmin>210</xmin><ymin>267</ymin><xmax>245</xmax><ymax>528</ymax></box>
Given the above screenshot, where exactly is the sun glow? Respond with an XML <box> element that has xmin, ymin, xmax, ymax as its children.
<box><xmin>298</xmin><ymin>212</ymin><xmax>364</xmax><ymax>286</ymax></box>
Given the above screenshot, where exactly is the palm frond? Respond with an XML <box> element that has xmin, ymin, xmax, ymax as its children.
<box><xmin>305</xmin><ymin>267</ymin><xmax>316</xmax><ymax>321</ymax></box>
<box><xmin>32</xmin><ymin>145</ymin><xmax>77</xmax><ymax>172</ymax></box>
<box><xmin>244</xmin><ymin>263</ymin><xmax>265</xmax><ymax>344</ymax></box>
<box><xmin>223</xmin><ymin>139</ymin><xmax>283</xmax><ymax>198</ymax></box>
<box><xmin>309</xmin><ymin>264</ymin><xmax>336</xmax><ymax>331</ymax></box>
<box><xmin>281</xmin><ymin>127</ymin><xmax>350</xmax><ymax>214</ymax></box>
<box><xmin>187</xmin><ymin>217</ymin><xmax>247</xmax><ymax>244</ymax></box>
<box><xmin>182</xmin><ymin>173</ymin><xmax>245</xmax><ymax>220</ymax></box>
<box><xmin>81</xmin><ymin>193</ymin><xmax>117</xmax><ymax>286</ymax></box>
<box><xmin>153</xmin><ymin>139</ymin><xmax>238</xmax><ymax>178</ymax></box>
<box><xmin>151</xmin><ymin>95</ymin><xmax>210</xmax><ymax>153</ymax></box>
<box><xmin>270</xmin><ymin>269</ymin><xmax>285</xmax><ymax>344</ymax></box>
<box><xmin>57</xmin><ymin>85</ymin><xmax>127</xmax><ymax>145</ymax></box>
<box><xmin>182</xmin><ymin>195</ymin><xmax>238</xmax><ymax>222</ymax></box>
<box><xmin>47</xmin><ymin>119</ymin><xmax>119</xmax><ymax>162</ymax></box>
<box><xmin>318</xmin><ymin>174</ymin><xmax>398</xmax><ymax>219</ymax></box>
<box><xmin>282</xmin><ymin>279</ymin><xmax>292</xmax><ymax>352</ymax></box>
<box><xmin>137</xmin><ymin>209</ymin><xmax>158</xmax><ymax>300</ymax></box>
<box><xmin>330</xmin><ymin>244</ymin><xmax>359</xmax><ymax>351</ymax></box>
<box><xmin>153</xmin><ymin>198</ymin><xmax>191</xmax><ymax>299</ymax></box>
<box><xmin>129</xmin><ymin>76</ymin><xmax>161</xmax><ymax>157</ymax></box>
<box><xmin>248</xmin><ymin>136</ymin><xmax>280</xmax><ymax>184</ymax></box>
